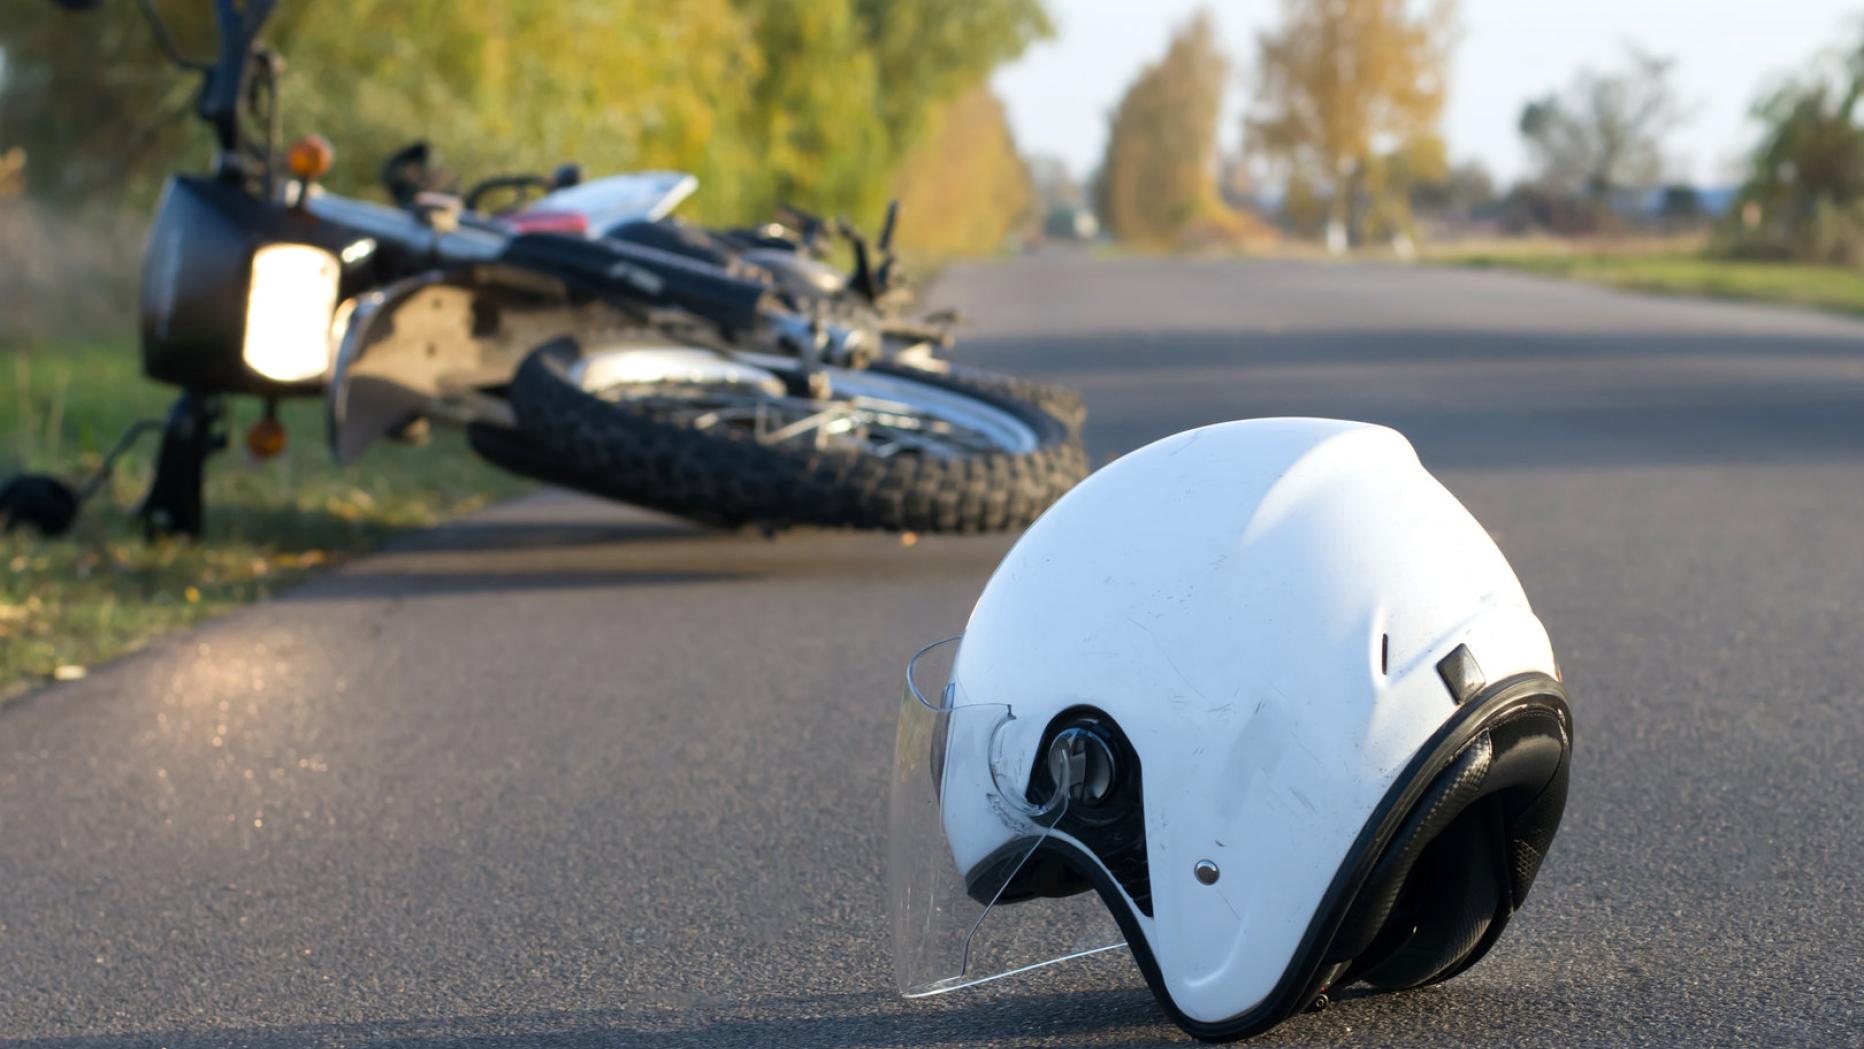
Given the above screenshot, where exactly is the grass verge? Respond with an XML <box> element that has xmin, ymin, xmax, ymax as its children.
<box><xmin>3</xmin><ymin>339</ymin><xmax>528</xmax><ymax>699</ymax></box>
<box><xmin>1436</xmin><ymin>243</ymin><xmax>1864</xmax><ymax>317</ymax></box>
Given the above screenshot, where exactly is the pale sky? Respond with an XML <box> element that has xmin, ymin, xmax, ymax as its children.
<box><xmin>993</xmin><ymin>0</ymin><xmax>1862</xmax><ymax>189</ymax></box>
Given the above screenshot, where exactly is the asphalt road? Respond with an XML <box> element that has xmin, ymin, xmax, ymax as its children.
<box><xmin>4</xmin><ymin>256</ymin><xmax>1861</xmax><ymax>1048</ymax></box>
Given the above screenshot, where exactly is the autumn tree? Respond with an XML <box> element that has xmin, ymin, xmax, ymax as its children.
<box><xmin>1246</xmin><ymin>0</ymin><xmax>1454</xmax><ymax>246</ymax></box>
<box><xmin>1409</xmin><ymin>159</ymin><xmax>1495</xmax><ymax>219</ymax></box>
<box><xmin>892</xmin><ymin>86</ymin><xmax>1033</xmax><ymax>257</ymax></box>
<box><xmin>1095</xmin><ymin>12</ymin><xmax>1231</xmax><ymax>247</ymax></box>
<box><xmin>1725</xmin><ymin>37</ymin><xmax>1864</xmax><ymax>262</ymax></box>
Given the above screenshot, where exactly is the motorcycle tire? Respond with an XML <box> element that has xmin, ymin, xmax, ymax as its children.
<box><xmin>937</xmin><ymin>362</ymin><xmax>1087</xmax><ymax>437</ymax></box>
<box><xmin>505</xmin><ymin>337</ymin><xmax>1088</xmax><ymax>534</ymax></box>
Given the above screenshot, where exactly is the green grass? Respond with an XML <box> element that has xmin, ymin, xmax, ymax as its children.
<box><xmin>3</xmin><ymin>340</ymin><xmax>528</xmax><ymax>699</ymax></box>
<box><xmin>1442</xmin><ymin>248</ymin><xmax>1864</xmax><ymax>317</ymax></box>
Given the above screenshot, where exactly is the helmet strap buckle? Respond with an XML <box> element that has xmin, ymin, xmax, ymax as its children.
<box><xmin>1046</xmin><ymin>726</ymin><xmax>1116</xmax><ymax>805</ymax></box>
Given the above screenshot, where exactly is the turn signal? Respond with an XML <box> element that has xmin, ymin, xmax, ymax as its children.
<box><xmin>286</xmin><ymin>134</ymin><xmax>334</xmax><ymax>181</ymax></box>
<box><xmin>245</xmin><ymin>416</ymin><xmax>288</xmax><ymax>460</ymax></box>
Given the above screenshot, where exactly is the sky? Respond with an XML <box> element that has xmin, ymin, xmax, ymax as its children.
<box><xmin>993</xmin><ymin>0</ymin><xmax>1861</xmax><ymax>189</ymax></box>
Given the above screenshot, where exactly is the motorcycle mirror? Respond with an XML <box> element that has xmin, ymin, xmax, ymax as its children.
<box><xmin>550</xmin><ymin>163</ymin><xmax>583</xmax><ymax>190</ymax></box>
<box><xmin>778</xmin><ymin>203</ymin><xmax>827</xmax><ymax>249</ymax></box>
<box><xmin>874</xmin><ymin>200</ymin><xmax>904</xmax><ymax>292</ymax></box>
<box><xmin>878</xmin><ymin>199</ymin><xmax>899</xmax><ymax>254</ymax></box>
<box><xmin>841</xmin><ymin>220</ymin><xmax>879</xmax><ymax>303</ymax></box>
<box><xmin>381</xmin><ymin>141</ymin><xmax>447</xmax><ymax>208</ymax></box>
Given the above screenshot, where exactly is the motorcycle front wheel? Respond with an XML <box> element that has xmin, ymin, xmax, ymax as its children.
<box><xmin>504</xmin><ymin>338</ymin><xmax>1088</xmax><ymax>534</ymax></box>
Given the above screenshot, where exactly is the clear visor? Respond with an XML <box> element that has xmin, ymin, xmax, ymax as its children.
<box><xmin>888</xmin><ymin>636</ymin><xmax>1126</xmax><ymax>997</ymax></box>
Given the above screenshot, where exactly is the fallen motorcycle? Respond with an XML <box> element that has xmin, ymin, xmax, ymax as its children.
<box><xmin>2</xmin><ymin>0</ymin><xmax>1087</xmax><ymax>539</ymax></box>
<box><xmin>326</xmin><ymin>229</ymin><xmax>1088</xmax><ymax>533</ymax></box>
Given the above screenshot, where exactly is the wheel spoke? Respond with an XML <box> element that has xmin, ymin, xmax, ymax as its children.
<box><xmin>585</xmin><ymin>381</ymin><xmax>1011</xmax><ymax>458</ymax></box>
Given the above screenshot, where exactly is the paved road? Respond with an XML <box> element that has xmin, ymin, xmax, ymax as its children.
<box><xmin>4</xmin><ymin>256</ymin><xmax>1861</xmax><ymax>1047</ymax></box>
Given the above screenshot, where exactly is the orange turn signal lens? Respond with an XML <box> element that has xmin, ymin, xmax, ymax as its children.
<box><xmin>286</xmin><ymin>134</ymin><xmax>334</xmax><ymax>181</ymax></box>
<box><xmin>245</xmin><ymin>416</ymin><xmax>287</xmax><ymax>460</ymax></box>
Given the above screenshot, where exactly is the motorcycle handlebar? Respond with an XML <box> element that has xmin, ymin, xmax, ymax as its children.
<box><xmin>66</xmin><ymin>0</ymin><xmax>278</xmax><ymax>154</ymax></box>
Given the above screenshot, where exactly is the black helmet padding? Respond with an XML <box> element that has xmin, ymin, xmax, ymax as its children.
<box><xmin>1326</xmin><ymin>705</ymin><xmax>1571</xmax><ymax>991</ymax></box>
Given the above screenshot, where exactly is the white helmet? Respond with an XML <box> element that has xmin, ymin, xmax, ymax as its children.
<box><xmin>889</xmin><ymin>418</ymin><xmax>1572</xmax><ymax>1041</ymax></box>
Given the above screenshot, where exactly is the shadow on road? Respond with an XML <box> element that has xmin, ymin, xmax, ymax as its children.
<box><xmin>282</xmin><ymin>567</ymin><xmax>755</xmax><ymax>600</ymax></box>
<box><xmin>382</xmin><ymin>518</ymin><xmax>707</xmax><ymax>555</ymax></box>
<box><xmin>967</xmin><ymin>328</ymin><xmax>1864</xmax><ymax>472</ymax></box>
<box><xmin>0</xmin><ymin>979</ymin><xmax>1711</xmax><ymax>1048</ymax></box>
<box><xmin>0</xmin><ymin>988</ymin><xmax>1173</xmax><ymax>1049</ymax></box>
<box><xmin>272</xmin><ymin>512</ymin><xmax>998</xmax><ymax>601</ymax></box>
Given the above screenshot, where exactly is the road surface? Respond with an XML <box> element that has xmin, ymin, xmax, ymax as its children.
<box><xmin>3</xmin><ymin>256</ymin><xmax>1860</xmax><ymax>1047</ymax></box>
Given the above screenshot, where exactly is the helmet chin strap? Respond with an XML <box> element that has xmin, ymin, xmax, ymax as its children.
<box><xmin>1011</xmin><ymin>710</ymin><xmax>1155</xmax><ymax>916</ymax></box>
<box><xmin>1045</xmin><ymin>727</ymin><xmax>1117</xmax><ymax>806</ymax></box>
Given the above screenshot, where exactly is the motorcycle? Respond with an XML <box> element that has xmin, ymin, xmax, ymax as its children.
<box><xmin>1</xmin><ymin>0</ymin><xmax>1087</xmax><ymax>539</ymax></box>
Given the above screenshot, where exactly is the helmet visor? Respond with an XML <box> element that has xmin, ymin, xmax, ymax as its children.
<box><xmin>888</xmin><ymin>636</ymin><xmax>1126</xmax><ymax>997</ymax></box>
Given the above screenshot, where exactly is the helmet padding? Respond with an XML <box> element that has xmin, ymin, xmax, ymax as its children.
<box><xmin>1327</xmin><ymin>706</ymin><xmax>1570</xmax><ymax>992</ymax></box>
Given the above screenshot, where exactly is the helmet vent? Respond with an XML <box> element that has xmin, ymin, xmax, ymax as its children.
<box><xmin>1380</xmin><ymin>634</ymin><xmax>1390</xmax><ymax>675</ymax></box>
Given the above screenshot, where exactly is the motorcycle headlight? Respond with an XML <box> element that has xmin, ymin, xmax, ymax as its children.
<box><xmin>241</xmin><ymin>243</ymin><xmax>342</xmax><ymax>383</ymax></box>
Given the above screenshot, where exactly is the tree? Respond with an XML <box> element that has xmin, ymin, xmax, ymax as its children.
<box><xmin>0</xmin><ymin>0</ymin><xmax>1051</xmax><ymax>228</ymax></box>
<box><xmin>853</xmin><ymin>0</ymin><xmax>1051</xmax><ymax>158</ymax></box>
<box><xmin>0</xmin><ymin>1</ymin><xmax>766</xmax><ymax>212</ymax></box>
<box><xmin>735</xmin><ymin>0</ymin><xmax>1048</xmax><ymax>222</ymax></box>
<box><xmin>892</xmin><ymin>86</ymin><xmax>1033</xmax><ymax>257</ymax></box>
<box><xmin>1518</xmin><ymin>48</ymin><xmax>1679</xmax><ymax>204</ymax></box>
<box><xmin>1726</xmin><ymin>40</ymin><xmax>1864</xmax><ymax>262</ymax></box>
<box><xmin>1246</xmin><ymin>0</ymin><xmax>1455</xmax><ymax>246</ymax></box>
<box><xmin>1095</xmin><ymin>12</ymin><xmax>1230</xmax><ymax>247</ymax></box>
<box><xmin>733</xmin><ymin>0</ymin><xmax>884</xmax><ymax>217</ymax></box>
<box><xmin>1410</xmin><ymin>159</ymin><xmax>1494</xmax><ymax>218</ymax></box>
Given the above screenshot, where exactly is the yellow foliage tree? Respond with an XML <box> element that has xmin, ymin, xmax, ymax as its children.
<box><xmin>1247</xmin><ymin>0</ymin><xmax>1455</xmax><ymax>244</ymax></box>
<box><xmin>891</xmin><ymin>86</ymin><xmax>1032</xmax><ymax>258</ymax></box>
<box><xmin>276</xmin><ymin>0</ymin><xmax>766</xmax><ymax>219</ymax></box>
<box><xmin>1094</xmin><ymin>12</ymin><xmax>1231</xmax><ymax>248</ymax></box>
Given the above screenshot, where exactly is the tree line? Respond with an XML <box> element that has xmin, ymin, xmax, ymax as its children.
<box><xmin>0</xmin><ymin>0</ymin><xmax>1047</xmax><ymax>247</ymax></box>
<box><xmin>9</xmin><ymin>1</ymin><xmax>1864</xmax><ymax>269</ymax></box>
<box><xmin>1087</xmin><ymin>0</ymin><xmax>1864</xmax><ymax>265</ymax></box>
<box><xmin>1091</xmin><ymin>0</ymin><xmax>1452</xmax><ymax>251</ymax></box>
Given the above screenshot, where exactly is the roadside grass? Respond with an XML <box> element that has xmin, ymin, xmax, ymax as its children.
<box><xmin>3</xmin><ymin>340</ymin><xmax>528</xmax><ymax>699</ymax></box>
<box><xmin>1433</xmin><ymin>239</ymin><xmax>1864</xmax><ymax>317</ymax></box>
